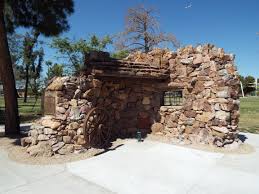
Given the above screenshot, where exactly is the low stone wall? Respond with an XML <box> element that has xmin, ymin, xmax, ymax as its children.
<box><xmin>22</xmin><ymin>44</ymin><xmax>240</xmax><ymax>156</ymax></box>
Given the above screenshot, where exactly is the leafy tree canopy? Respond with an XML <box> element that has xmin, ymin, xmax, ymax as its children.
<box><xmin>46</xmin><ymin>61</ymin><xmax>64</xmax><ymax>81</ymax></box>
<box><xmin>239</xmin><ymin>75</ymin><xmax>256</xmax><ymax>95</ymax></box>
<box><xmin>111</xmin><ymin>50</ymin><xmax>129</xmax><ymax>59</ymax></box>
<box><xmin>51</xmin><ymin>35</ymin><xmax>112</xmax><ymax>74</ymax></box>
<box><xmin>4</xmin><ymin>0</ymin><xmax>74</xmax><ymax>36</ymax></box>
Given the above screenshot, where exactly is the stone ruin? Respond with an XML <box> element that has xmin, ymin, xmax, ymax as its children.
<box><xmin>22</xmin><ymin>44</ymin><xmax>240</xmax><ymax>156</ymax></box>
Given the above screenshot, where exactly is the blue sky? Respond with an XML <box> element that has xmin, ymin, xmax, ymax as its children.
<box><xmin>28</xmin><ymin>0</ymin><xmax>259</xmax><ymax>77</ymax></box>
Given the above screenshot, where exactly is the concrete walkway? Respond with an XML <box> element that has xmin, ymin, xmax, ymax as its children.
<box><xmin>0</xmin><ymin>123</ymin><xmax>31</xmax><ymax>136</ymax></box>
<box><xmin>1</xmin><ymin>133</ymin><xmax>259</xmax><ymax>194</ymax></box>
<box><xmin>0</xmin><ymin>151</ymin><xmax>113</xmax><ymax>194</ymax></box>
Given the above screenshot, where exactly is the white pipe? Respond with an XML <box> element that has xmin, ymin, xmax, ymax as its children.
<box><xmin>240</xmin><ymin>81</ymin><xmax>245</xmax><ymax>98</ymax></box>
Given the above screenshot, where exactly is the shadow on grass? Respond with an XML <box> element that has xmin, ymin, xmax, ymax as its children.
<box><xmin>20</xmin><ymin>114</ymin><xmax>41</xmax><ymax>123</ymax></box>
<box><xmin>239</xmin><ymin>127</ymin><xmax>259</xmax><ymax>134</ymax></box>
<box><xmin>18</xmin><ymin>104</ymin><xmax>41</xmax><ymax>108</ymax></box>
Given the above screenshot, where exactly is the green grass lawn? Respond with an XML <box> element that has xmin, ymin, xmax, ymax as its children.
<box><xmin>0</xmin><ymin>96</ymin><xmax>42</xmax><ymax>124</ymax></box>
<box><xmin>0</xmin><ymin>95</ymin><xmax>258</xmax><ymax>134</ymax></box>
<box><xmin>239</xmin><ymin>97</ymin><xmax>259</xmax><ymax>134</ymax></box>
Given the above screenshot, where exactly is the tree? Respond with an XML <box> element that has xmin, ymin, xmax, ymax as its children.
<box><xmin>46</xmin><ymin>61</ymin><xmax>64</xmax><ymax>81</ymax></box>
<box><xmin>29</xmin><ymin>48</ymin><xmax>44</xmax><ymax>109</ymax></box>
<box><xmin>7</xmin><ymin>33</ymin><xmax>23</xmax><ymax>98</ymax></box>
<box><xmin>116</xmin><ymin>5</ymin><xmax>180</xmax><ymax>53</ymax></box>
<box><xmin>111</xmin><ymin>50</ymin><xmax>130</xmax><ymax>59</ymax></box>
<box><xmin>22</xmin><ymin>30</ymin><xmax>40</xmax><ymax>102</ymax></box>
<box><xmin>7</xmin><ymin>33</ymin><xmax>23</xmax><ymax>69</ymax></box>
<box><xmin>51</xmin><ymin>35</ymin><xmax>112</xmax><ymax>74</ymax></box>
<box><xmin>0</xmin><ymin>0</ymin><xmax>74</xmax><ymax>135</ymax></box>
<box><xmin>239</xmin><ymin>75</ymin><xmax>256</xmax><ymax>95</ymax></box>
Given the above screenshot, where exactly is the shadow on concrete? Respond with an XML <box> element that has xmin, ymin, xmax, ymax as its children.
<box><xmin>0</xmin><ymin>123</ymin><xmax>31</xmax><ymax>146</ymax></box>
<box><xmin>238</xmin><ymin>134</ymin><xmax>248</xmax><ymax>143</ymax></box>
<box><xmin>94</xmin><ymin>144</ymin><xmax>124</xmax><ymax>156</ymax></box>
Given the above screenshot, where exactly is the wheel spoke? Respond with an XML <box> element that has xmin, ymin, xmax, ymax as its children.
<box><xmin>83</xmin><ymin>107</ymin><xmax>110</xmax><ymax>148</ymax></box>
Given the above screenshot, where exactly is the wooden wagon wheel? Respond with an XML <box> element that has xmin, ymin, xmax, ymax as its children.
<box><xmin>83</xmin><ymin>107</ymin><xmax>111</xmax><ymax>149</ymax></box>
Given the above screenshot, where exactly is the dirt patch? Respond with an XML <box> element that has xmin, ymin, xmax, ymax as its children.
<box><xmin>0</xmin><ymin>134</ymin><xmax>254</xmax><ymax>166</ymax></box>
<box><xmin>146</xmin><ymin>134</ymin><xmax>255</xmax><ymax>154</ymax></box>
<box><xmin>0</xmin><ymin>137</ymin><xmax>126</xmax><ymax>165</ymax></box>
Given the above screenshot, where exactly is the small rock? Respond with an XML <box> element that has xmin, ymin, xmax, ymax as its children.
<box><xmin>44</xmin><ymin>128</ymin><xmax>57</xmax><ymax>135</ymax></box>
<box><xmin>73</xmin><ymin>89</ymin><xmax>82</xmax><ymax>99</ymax></box>
<box><xmin>80</xmin><ymin>105</ymin><xmax>90</xmax><ymax>114</ymax></box>
<box><xmin>151</xmin><ymin>123</ymin><xmax>164</xmax><ymax>133</ymax></box>
<box><xmin>29</xmin><ymin>129</ymin><xmax>39</xmax><ymax>138</ymax></box>
<box><xmin>48</xmin><ymin>138</ymin><xmax>58</xmax><ymax>146</ymax></box>
<box><xmin>63</xmin><ymin>136</ymin><xmax>72</xmax><ymax>144</ymax></box>
<box><xmin>70</xmin><ymin>99</ymin><xmax>78</xmax><ymax>107</ymax></box>
<box><xmin>47</xmin><ymin>80</ymin><xmax>64</xmax><ymax>91</ymax></box>
<box><xmin>211</xmin><ymin>126</ymin><xmax>229</xmax><ymax>134</ymax></box>
<box><xmin>215</xmin><ymin>140</ymin><xmax>223</xmax><ymax>147</ymax></box>
<box><xmin>74</xmin><ymin>145</ymin><xmax>83</xmax><ymax>150</ymax></box>
<box><xmin>69</xmin><ymin>107</ymin><xmax>80</xmax><ymax>120</ymax></box>
<box><xmin>77</xmin><ymin>135</ymin><xmax>86</xmax><ymax>145</ymax></box>
<box><xmin>30</xmin><ymin>124</ymin><xmax>45</xmax><ymax>130</ymax></box>
<box><xmin>77</xmin><ymin>128</ymin><xmax>84</xmax><ymax>135</ymax></box>
<box><xmin>21</xmin><ymin>137</ymin><xmax>37</xmax><ymax>147</ymax></box>
<box><xmin>37</xmin><ymin>134</ymin><xmax>50</xmax><ymax>141</ymax></box>
<box><xmin>82</xmin><ymin>89</ymin><xmax>95</xmax><ymax>99</ymax></box>
<box><xmin>192</xmin><ymin>99</ymin><xmax>205</xmax><ymax>111</ymax></box>
<box><xmin>185</xmin><ymin>118</ymin><xmax>195</xmax><ymax>126</ymax></box>
<box><xmin>92</xmin><ymin>79</ymin><xmax>102</xmax><ymax>88</ymax></box>
<box><xmin>56</xmin><ymin>106</ymin><xmax>66</xmax><ymax>114</ymax></box>
<box><xmin>68</xmin><ymin>122</ymin><xmax>80</xmax><ymax>130</ymax></box>
<box><xmin>204</xmin><ymin>81</ymin><xmax>214</xmax><ymax>87</ymax></box>
<box><xmin>196</xmin><ymin>112</ymin><xmax>215</xmax><ymax>122</ymax></box>
<box><xmin>216</xmin><ymin>90</ymin><xmax>230</xmax><ymax>98</ymax></box>
<box><xmin>27</xmin><ymin>142</ymin><xmax>53</xmax><ymax>157</ymax></box>
<box><xmin>193</xmin><ymin>54</ymin><xmax>203</xmax><ymax>65</ymax></box>
<box><xmin>142</xmin><ymin>97</ymin><xmax>151</xmax><ymax>105</ymax></box>
<box><xmin>180</xmin><ymin>58</ymin><xmax>193</xmax><ymax>65</ymax></box>
<box><xmin>58</xmin><ymin>144</ymin><xmax>74</xmax><ymax>155</ymax></box>
<box><xmin>52</xmin><ymin>142</ymin><xmax>65</xmax><ymax>152</ymax></box>
<box><xmin>118</xmin><ymin>93</ymin><xmax>128</xmax><ymax>100</ymax></box>
<box><xmin>215</xmin><ymin>111</ymin><xmax>230</xmax><ymax>121</ymax></box>
<box><xmin>41</xmin><ymin>119</ymin><xmax>61</xmax><ymax>129</ymax></box>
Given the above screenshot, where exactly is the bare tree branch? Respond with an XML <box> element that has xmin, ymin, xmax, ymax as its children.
<box><xmin>115</xmin><ymin>4</ymin><xmax>179</xmax><ymax>53</ymax></box>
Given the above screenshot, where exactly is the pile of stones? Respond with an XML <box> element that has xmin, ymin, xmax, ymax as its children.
<box><xmin>21</xmin><ymin>76</ymin><xmax>98</xmax><ymax>156</ymax></box>
<box><xmin>125</xmin><ymin>48</ymin><xmax>175</xmax><ymax>67</ymax></box>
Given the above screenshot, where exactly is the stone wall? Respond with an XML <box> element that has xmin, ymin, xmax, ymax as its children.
<box><xmin>126</xmin><ymin>45</ymin><xmax>240</xmax><ymax>146</ymax></box>
<box><xmin>22</xmin><ymin>44</ymin><xmax>240</xmax><ymax>156</ymax></box>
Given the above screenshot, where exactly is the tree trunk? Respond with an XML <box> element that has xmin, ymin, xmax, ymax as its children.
<box><xmin>0</xmin><ymin>1</ymin><xmax>20</xmax><ymax>135</ymax></box>
<box><xmin>143</xmin><ymin>22</ymin><xmax>149</xmax><ymax>53</ymax></box>
<box><xmin>23</xmin><ymin>65</ymin><xmax>29</xmax><ymax>102</ymax></box>
<box><xmin>23</xmin><ymin>30</ymin><xmax>39</xmax><ymax>103</ymax></box>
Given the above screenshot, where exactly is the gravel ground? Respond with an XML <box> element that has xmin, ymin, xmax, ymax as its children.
<box><xmin>146</xmin><ymin>134</ymin><xmax>255</xmax><ymax>154</ymax></box>
<box><xmin>0</xmin><ymin>137</ymin><xmax>126</xmax><ymax>165</ymax></box>
<box><xmin>0</xmin><ymin>134</ymin><xmax>254</xmax><ymax>166</ymax></box>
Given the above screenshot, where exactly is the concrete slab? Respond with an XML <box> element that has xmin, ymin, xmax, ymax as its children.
<box><xmin>67</xmin><ymin>135</ymin><xmax>259</xmax><ymax>194</ymax></box>
<box><xmin>3</xmin><ymin>171</ymin><xmax>113</xmax><ymax>194</ymax></box>
<box><xmin>1</xmin><ymin>132</ymin><xmax>259</xmax><ymax>194</ymax></box>
<box><xmin>0</xmin><ymin>150</ymin><xmax>113</xmax><ymax>194</ymax></box>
